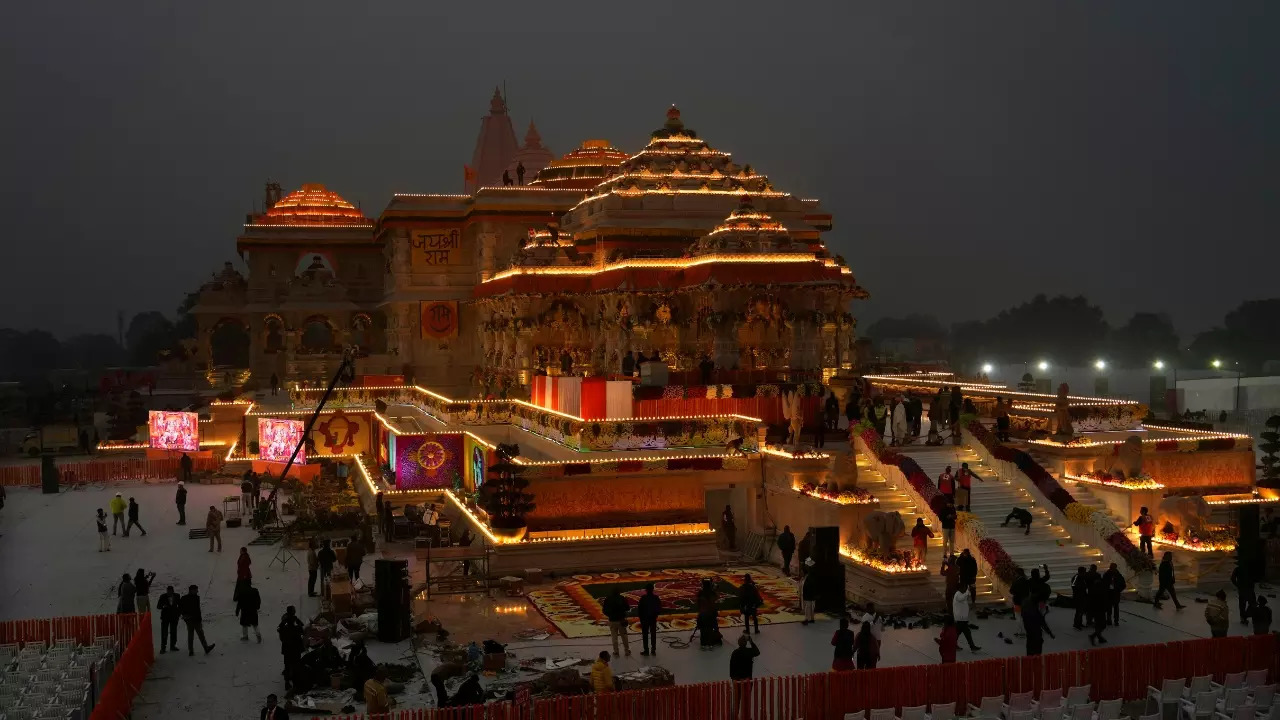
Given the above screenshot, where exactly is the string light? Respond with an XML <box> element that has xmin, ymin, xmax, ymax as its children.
<box><xmin>1063</xmin><ymin>473</ymin><xmax>1164</xmax><ymax>491</ymax></box>
<box><xmin>839</xmin><ymin>545</ymin><xmax>927</xmax><ymax>574</ymax></box>
<box><xmin>485</xmin><ymin>252</ymin><xmax>831</xmax><ymax>283</ymax></box>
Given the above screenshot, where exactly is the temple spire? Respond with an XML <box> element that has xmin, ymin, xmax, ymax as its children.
<box><xmin>469</xmin><ymin>87</ymin><xmax>520</xmax><ymax>192</ymax></box>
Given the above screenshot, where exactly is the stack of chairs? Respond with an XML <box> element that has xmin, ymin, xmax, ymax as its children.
<box><xmin>0</xmin><ymin>636</ymin><xmax>112</xmax><ymax>720</ymax></box>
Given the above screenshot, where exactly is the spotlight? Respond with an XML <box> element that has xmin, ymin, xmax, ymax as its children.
<box><xmin>1153</xmin><ymin>360</ymin><xmax>1165</xmax><ymax>370</ymax></box>
<box><xmin>1037</xmin><ymin>361</ymin><xmax>1049</xmax><ymax>371</ymax></box>
<box><xmin>981</xmin><ymin>363</ymin><xmax>993</xmax><ymax>374</ymax></box>
<box><xmin>1094</xmin><ymin>360</ymin><xmax>1107</xmax><ymax>370</ymax></box>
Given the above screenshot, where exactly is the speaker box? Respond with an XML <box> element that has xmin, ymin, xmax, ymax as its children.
<box><xmin>812</xmin><ymin>526</ymin><xmax>840</xmax><ymax>569</ymax></box>
<box><xmin>815</xmin><ymin>563</ymin><xmax>847</xmax><ymax>615</ymax></box>
<box><xmin>375</xmin><ymin>559</ymin><xmax>411</xmax><ymax>642</ymax></box>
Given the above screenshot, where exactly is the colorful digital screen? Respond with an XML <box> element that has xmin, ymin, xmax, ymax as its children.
<box><xmin>148</xmin><ymin>411</ymin><xmax>199</xmax><ymax>452</ymax></box>
<box><xmin>259</xmin><ymin>418</ymin><xmax>306</xmax><ymax>464</ymax></box>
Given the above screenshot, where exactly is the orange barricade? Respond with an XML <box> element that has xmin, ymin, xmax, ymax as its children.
<box><xmin>90</xmin><ymin>613</ymin><xmax>155</xmax><ymax>720</ymax></box>
<box><xmin>0</xmin><ymin>457</ymin><xmax>222</xmax><ymax>487</ymax></box>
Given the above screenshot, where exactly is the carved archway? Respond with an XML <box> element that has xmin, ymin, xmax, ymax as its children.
<box><xmin>300</xmin><ymin>315</ymin><xmax>336</xmax><ymax>353</ymax></box>
<box><xmin>210</xmin><ymin>317</ymin><xmax>250</xmax><ymax>368</ymax></box>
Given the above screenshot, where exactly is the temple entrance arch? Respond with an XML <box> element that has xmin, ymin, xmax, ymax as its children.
<box><xmin>351</xmin><ymin>313</ymin><xmax>372</xmax><ymax>355</ymax></box>
<box><xmin>210</xmin><ymin>317</ymin><xmax>250</xmax><ymax>368</ymax></box>
<box><xmin>300</xmin><ymin>315</ymin><xmax>336</xmax><ymax>353</ymax></box>
<box><xmin>263</xmin><ymin>315</ymin><xmax>285</xmax><ymax>354</ymax></box>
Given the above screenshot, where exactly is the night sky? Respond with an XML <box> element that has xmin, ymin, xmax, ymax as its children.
<box><xmin>3</xmin><ymin>1</ymin><xmax>1275</xmax><ymax>338</ymax></box>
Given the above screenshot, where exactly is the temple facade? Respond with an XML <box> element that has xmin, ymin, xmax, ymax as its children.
<box><xmin>193</xmin><ymin>96</ymin><xmax>867</xmax><ymax>395</ymax></box>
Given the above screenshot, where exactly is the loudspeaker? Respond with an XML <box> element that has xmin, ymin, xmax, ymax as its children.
<box><xmin>1238</xmin><ymin>506</ymin><xmax>1264</xmax><ymax>579</ymax></box>
<box><xmin>375</xmin><ymin>559</ymin><xmax>410</xmax><ymax>642</ymax></box>
<box><xmin>812</xmin><ymin>526</ymin><xmax>840</xmax><ymax>569</ymax></box>
<box><xmin>815</xmin><ymin>563</ymin><xmax>847</xmax><ymax>615</ymax></box>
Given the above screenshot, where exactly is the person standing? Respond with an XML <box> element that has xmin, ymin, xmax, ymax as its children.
<box><xmin>269</xmin><ymin>373</ymin><xmax>280</xmax><ymax>397</ymax></box>
<box><xmin>936</xmin><ymin>617</ymin><xmax>959</xmax><ymax>663</ymax></box>
<box><xmin>180</xmin><ymin>585</ymin><xmax>215</xmax><ymax>656</ymax></box>
<box><xmin>124</xmin><ymin>497</ymin><xmax>147</xmax><ymax>537</ymax></box>
<box><xmin>1102</xmin><ymin>562</ymin><xmax>1126</xmax><ymax>626</ymax></box>
<box><xmin>1152</xmin><ymin>552</ymin><xmax>1185</xmax><ymax>610</ymax></box>
<box><xmin>117</xmin><ymin>573</ymin><xmax>136</xmax><ymax>614</ymax></box>
<box><xmin>1134</xmin><ymin>507</ymin><xmax>1155</xmax><ymax>558</ymax></box>
<box><xmin>729</xmin><ymin>634</ymin><xmax>760</xmax><ymax>719</ymax></box>
<box><xmin>260</xmin><ymin>693</ymin><xmax>288</xmax><ymax>720</ymax></box>
<box><xmin>109</xmin><ymin>492</ymin><xmax>126</xmax><ymax>535</ymax></box>
<box><xmin>952</xmin><ymin>581</ymin><xmax>980</xmax><ymax>651</ymax></box>
<box><xmin>1231</xmin><ymin>564</ymin><xmax>1256</xmax><ymax>624</ymax></box>
<box><xmin>738</xmin><ymin>574</ymin><xmax>762</xmax><ymax>634</ymax></box>
<box><xmin>236</xmin><ymin>578</ymin><xmax>263</xmax><ymax>643</ymax></box>
<box><xmin>798</xmin><ymin>529</ymin><xmax>813</xmax><ymax>576</ymax></box>
<box><xmin>1071</xmin><ymin>567</ymin><xmax>1089</xmax><ymax>630</ymax></box>
<box><xmin>306</xmin><ymin>539</ymin><xmax>319</xmax><ymax>597</ymax></box>
<box><xmin>591</xmin><ymin>651</ymin><xmax>614</xmax><ymax>694</ymax></box>
<box><xmin>1206</xmin><ymin>590</ymin><xmax>1231</xmax><ymax>637</ymax></box>
<box><xmin>1253</xmin><ymin>597</ymin><xmax>1272</xmax><ymax>635</ymax></box>
<box><xmin>800</xmin><ymin>569</ymin><xmax>819</xmax><ymax>625</ymax></box>
<box><xmin>601</xmin><ymin>587</ymin><xmax>632</xmax><ymax>657</ymax></box>
<box><xmin>825</xmin><ymin>392</ymin><xmax>840</xmax><ymax>431</ymax></box>
<box><xmin>175</xmin><ymin>481</ymin><xmax>187</xmax><ymax>525</ymax></box>
<box><xmin>721</xmin><ymin>505</ymin><xmax>737</xmax><ymax>551</ymax></box>
<box><xmin>831</xmin><ymin>617</ymin><xmax>856</xmax><ymax>671</ymax></box>
<box><xmin>346</xmin><ymin>533</ymin><xmax>366</xmax><ymax>583</ymax></box>
<box><xmin>364</xmin><ymin>666</ymin><xmax>395</xmax><ymax>713</ymax></box>
<box><xmin>637</xmin><ymin>583</ymin><xmax>662</xmax><ymax>656</ymax></box>
<box><xmin>955</xmin><ymin>463</ymin><xmax>983</xmax><ymax>511</ymax></box>
<box><xmin>179</xmin><ymin>452</ymin><xmax>193</xmax><ymax>485</ymax></box>
<box><xmin>1088</xmin><ymin>576</ymin><xmax>1110</xmax><ymax>645</ymax></box>
<box><xmin>621</xmin><ymin>351</ymin><xmax>635</xmax><ymax>379</ymax></box>
<box><xmin>96</xmin><ymin>509</ymin><xmax>111</xmax><ymax>552</ymax></box>
<box><xmin>277</xmin><ymin>606</ymin><xmax>304</xmax><ymax>689</ymax></box>
<box><xmin>1029</xmin><ymin>567</ymin><xmax>1055</xmax><ymax>637</ymax></box>
<box><xmin>381</xmin><ymin>499</ymin><xmax>394</xmax><ymax>541</ymax></box>
<box><xmin>134</xmin><ymin>568</ymin><xmax>156</xmax><ymax>615</ymax></box>
<box><xmin>995</xmin><ymin>397</ymin><xmax>1011</xmax><ymax>442</ymax></box>
<box><xmin>241</xmin><ymin>470</ymin><xmax>255</xmax><ymax>512</ymax></box>
<box><xmin>777</xmin><ymin>525</ymin><xmax>796</xmax><ymax>576</ymax></box>
<box><xmin>1023</xmin><ymin>596</ymin><xmax>1051</xmax><ymax>655</ymax></box>
<box><xmin>937</xmin><ymin>465</ymin><xmax>955</xmax><ymax>505</ymax></box>
<box><xmin>939</xmin><ymin>501</ymin><xmax>957</xmax><ymax>558</ymax></box>
<box><xmin>206</xmin><ymin>505</ymin><xmax>224</xmax><ymax>552</ymax></box>
<box><xmin>156</xmin><ymin>585</ymin><xmax>181</xmax><ymax>653</ymax></box>
<box><xmin>910</xmin><ymin>518</ymin><xmax>934</xmax><ymax>564</ymax></box>
<box><xmin>854</xmin><ymin>621</ymin><xmax>880</xmax><ymax>669</ymax></box>
<box><xmin>891</xmin><ymin>396</ymin><xmax>909</xmax><ymax>446</ymax></box>
<box><xmin>317</xmin><ymin>539</ymin><xmax>337</xmax><ymax>597</ymax></box>
<box><xmin>957</xmin><ymin>549</ymin><xmax>978</xmax><ymax>590</ymax></box>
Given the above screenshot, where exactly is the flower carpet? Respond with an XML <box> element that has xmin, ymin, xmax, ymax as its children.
<box><xmin>526</xmin><ymin>566</ymin><xmax>807</xmax><ymax>638</ymax></box>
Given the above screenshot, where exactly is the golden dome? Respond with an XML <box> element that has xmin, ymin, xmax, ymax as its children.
<box><xmin>529</xmin><ymin>140</ymin><xmax>629</xmax><ymax>190</ymax></box>
<box><xmin>258</xmin><ymin>183</ymin><xmax>370</xmax><ymax>225</ymax></box>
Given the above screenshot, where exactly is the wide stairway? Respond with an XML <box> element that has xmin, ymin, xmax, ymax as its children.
<box><xmin>846</xmin><ymin>450</ymin><xmax>1003</xmax><ymax>606</ymax></box>
<box><xmin>900</xmin><ymin>445</ymin><xmax>1104</xmax><ymax>598</ymax></box>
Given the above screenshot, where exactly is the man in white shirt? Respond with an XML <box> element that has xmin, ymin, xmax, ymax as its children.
<box><xmin>424</xmin><ymin>504</ymin><xmax>439</xmax><ymax>526</ymax></box>
<box><xmin>952</xmin><ymin>582</ymin><xmax>981</xmax><ymax>652</ymax></box>
<box><xmin>859</xmin><ymin>602</ymin><xmax>884</xmax><ymax>643</ymax></box>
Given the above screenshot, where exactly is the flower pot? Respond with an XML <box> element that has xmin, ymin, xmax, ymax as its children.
<box><xmin>490</xmin><ymin>525</ymin><xmax>527</xmax><ymax>542</ymax></box>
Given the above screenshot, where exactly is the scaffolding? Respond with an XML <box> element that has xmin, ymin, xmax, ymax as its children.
<box><xmin>422</xmin><ymin>540</ymin><xmax>491</xmax><ymax>599</ymax></box>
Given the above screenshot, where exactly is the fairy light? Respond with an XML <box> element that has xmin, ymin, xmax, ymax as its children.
<box><xmin>1207</xmin><ymin>496</ymin><xmax>1280</xmax><ymax>506</ymax></box>
<box><xmin>1063</xmin><ymin>473</ymin><xmax>1165</xmax><ymax>491</ymax></box>
<box><xmin>1141</xmin><ymin>424</ymin><xmax>1250</xmax><ymax>439</ymax></box>
<box><xmin>522</xmin><ymin>526</ymin><xmax>715</xmax><ymax>544</ymax></box>
<box><xmin>1152</xmin><ymin>536</ymin><xmax>1236</xmax><ymax>553</ymax></box>
<box><xmin>761</xmin><ymin>446</ymin><xmax>829</xmax><ymax>460</ymax></box>
<box><xmin>792</xmin><ymin>481</ymin><xmax>876</xmax><ymax>505</ymax></box>
<box><xmin>443</xmin><ymin>488</ymin><xmax>504</xmax><ymax>544</ymax></box>
<box><xmin>485</xmin><ymin>252</ymin><xmax>831</xmax><ymax>283</ymax></box>
<box><xmin>839</xmin><ymin>545</ymin><xmax>927</xmax><ymax>574</ymax></box>
<box><xmin>513</xmin><ymin>451</ymin><xmax>745</xmax><ymax>467</ymax></box>
<box><xmin>353</xmin><ymin>454</ymin><xmax>379</xmax><ymax>497</ymax></box>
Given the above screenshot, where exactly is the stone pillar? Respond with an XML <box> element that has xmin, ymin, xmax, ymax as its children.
<box><xmin>790</xmin><ymin>318</ymin><xmax>819</xmax><ymax>373</ymax></box>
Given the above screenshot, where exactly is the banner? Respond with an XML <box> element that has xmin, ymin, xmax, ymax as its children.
<box><xmin>420</xmin><ymin>301</ymin><xmax>459</xmax><ymax>339</ymax></box>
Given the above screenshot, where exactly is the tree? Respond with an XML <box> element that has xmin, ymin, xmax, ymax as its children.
<box><xmin>951</xmin><ymin>294</ymin><xmax>1110</xmax><ymax>367</ymax></box>
<box><xmin>482</xmin><ymin>443</ymin><xmax>535</xmax><ymax>530</ymax></box>
<box><xmin>0</xmin><ymin>329</ymin><xmax>63</xmax><ymax>380</ymax></box>
<box><xmin>1259</xmin><ymin>415</ymin><xmax>1280</xmax><ymax>489</ymax></box>
<box><xmin>125</xmin><ymin>311</ymin><xmax>177</xmax><ymax>366</ymax></box>
<box><xmin>1189</xmin><ymin>300</ymin><xmax>1280</xmax><ymax>373</ymax></box>
<box><xmin>1110</xmin><ymin>313</ymin><xmax>1180</xmax><ymax>368</ymax></box>
<box><xmin>864</xmin><ymin>314</ymin><xmax>947</xmax><ymax>341</ymax></box>
<box><xmin>61</xmin><ymin>333</ymin><xmax>126</xmax><ymax>371</ymax></box>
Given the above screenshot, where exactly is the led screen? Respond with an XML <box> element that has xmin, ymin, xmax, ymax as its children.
<box><xmin>259</xmin><ymin>418</ymin><xmax>306</xmax><ymax>464</ymax></box>
<box><xmin>148</xmin><ymin>411</ymin><xmax>199</xmax><ymax>452</ymax></box>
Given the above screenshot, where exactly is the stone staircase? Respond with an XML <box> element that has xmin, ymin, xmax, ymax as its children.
<box><xmin>847</xmin><ymin>450</ymin><xmax>1004</xmax><ymax>606</ymax></box>
<box><xmin>901</xmin><ymin>445</ymin><xmax>1105</xmax><ymax>598</ymax></box>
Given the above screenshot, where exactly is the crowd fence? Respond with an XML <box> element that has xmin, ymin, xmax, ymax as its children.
<box><xmin>0</xmin><ymin>457</ymin><xmax>223</xmax><ymax>487</ymax></box>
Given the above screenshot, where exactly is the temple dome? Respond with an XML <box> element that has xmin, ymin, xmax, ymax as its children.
<box><xmin>688</xmin><ymin>196</ymin><xmax>796</xmax><ymax>255</ymax></box>
<box><xmin>529</xmin><ymin>139</ymin><xmax>629</xmax><ymax>190</ymax></box>
<box><xmin>258</xmin><ymin>183</ymin><xmax>370</xmax><ymax>225</ymax></box>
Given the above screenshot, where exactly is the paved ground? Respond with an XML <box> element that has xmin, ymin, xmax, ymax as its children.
<box><xmin>0</xmin><ymin>482</ymin><xmax>1271</xmax><ymax>718</ymax></box>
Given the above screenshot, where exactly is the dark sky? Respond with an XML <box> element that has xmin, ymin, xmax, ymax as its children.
<box><xmin>3</xmin><ymin>1</ymin><xmax>1276</xmax><ymax>339</ymax></box>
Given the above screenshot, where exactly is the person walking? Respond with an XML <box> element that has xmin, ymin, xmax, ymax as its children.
<box><xmin>738</xmin><ymin>574</ymin><xmax>762</xmax><ymax>634</ymax></box>
<box><xmin>346</xmin><ymin>533</ymin><xmax>365</xmax><ymax>583</ymax></box>
<box><xmin>1206</xmin><ymin>590</ymin><xmax>1231</xmax><ymax>638</ymax></box>
<box><xmin>117</xmin><ymin>573</ymin><xmax>136</xmax><ymax>614</ymax></box>
<box><xmin>261</xmin><ymin>693</ymin><xmax>288</xmax><ymax>720</ymax></box>
<box><xmin>601</xmin><ymin>587</ymin><xmax>632</xmax><ymax>657</ymax></box>
<box><xmin>134</xmin><ymin>568</ymin><xmax>156</xmax><ymax>615</ymax></box>
<box><xmin>1134</xmin><ymin>507</ymin><xmax>1155</xmax><ymax>558</ymax></box>
<box><xmin>937</xmin><ymin>465</ymin><xmax>955</xmax><ymax>505</ymax></box>
<box><xmin>180</xmin><ymin>585</ymin><xmax>215</xmax><ymax>656</ymax></box>
<box><xmin>206</xmin><ymin>505</ymin><xmax>223</xmax><ymax>552</ymax></box>
<box><xmin>939</xmin><ymin>501</ymin><xmax>957</xmax><ymax>558</ymax></box>
<box><xmin>730</xmin><ymin>634</ymin><xmax>760</xmax><ymax>719</ymax></box>
<box><xmin>306</xmin><ymin>538</ymin><xmax>319</xmax><ymax>597</ymax></box>
<box><xmin>1152</xmin><ymin>552</ymin><xmax>1185</xmax><ymax>610</ymax></box>
<box><xmin>1253</xmin><ymin>597</ymin><xmax>1272</xmax><ymax>635</ymax></box>
<box><xmin>125</xmin><ymin>497</ymin><xmax>147</xmax><ymax>536</ymax></box>
<box><xmin>637</xmin><ymin>583</ymin><xmax>662</xmax><ymax>656</ymax></box>
<box><xmin>911</xmin><ymin>517</ymin><xmax>934</xmax><ymax>564</ymax></box>
<box><xmin>277</xmin><ymin>606</ymin><xmax>304</xmax><ymax>689</ymax></box>
<box><xmin>1088</xmin><ymin>576</ymin><xmax>1110</xmax><ymax>645</ymax></box>
<box><xmin>1023</xmin><ymin>597</ymin><xmax>1051</xmax><ymax>655</ymax></box>
<box><xmin>236</xmin><ymin>578</ymin><xmax>263</xmax><ymax>643</ymax></box>
<box><xmin>1231</xmin><ymin>564</ymin><xmax>1256</xmax><ymax>624</ymax></box>
<box><xmin>891</xmin><ymin>396</ymin><xmax>909</xmax><ymax>446</ymax></box>
<box><xmin>156</xmin><ymin>585</ymin><xmax>181</xmax><ymax>653</ymax></box>
<box><xmin>96</xmin><ymin>509</ymin><xmax>111</xmax><ymax>552</ymax></box>
<box><xmin>175</xmin><ymin>481</ymin><xmax>187</xmax><ymax>525</ymax></box>
<box><xmin>109</xmin><ymin>492</ymin><xmax>126</xmax><ymax>535</ymax></box>
<box><xmin>1102</xmin><ymin>562</ymin><xmax>1126</xmax><ymax>626</ymax></box>
<box><xmin>317</xmin><ymin>539</ymin><xmax>337</xmax><ymax>597</ymax></box>
<box><xmin>591</xmin><ymin>651</ymin><xmax>614</xmax><ymax>694</ymax></box>
<box><xmin>1071</xmin><ymin>567</ymin><xmax>1089</xmax><ymax>629</ymax></box>
<box><xmin>777</xmin><ymin>525</ymin><xmax>796</xmax><ymax>576</ymax></box>
<box><xmin>801</xmin><ymin>568</ymin><xmax>819</xmax><ymax>625</ymax></box>
<box><xmin>952</xmin><ymin>581</ymin><xmax>980</xmax><ymax>651</ymax></box>
<box><xmin>831</xmin><ymin>617</ymin><xmax>856</xmax><ymax>671</ymax></box>
<box><xmin>936</xmin><ymin>617</ymin><xmax>959</xmax><ymax>664</ymax></box>
<box><xmin>1029</xmin><ymin>566</ymin><xmax>1055</xmax><ymax>637</ymax></box>
<box><xmin>179</xmin><ymin>452</ymin><xmax>193</xmax><ymax>484</ymax></box>
<box><xmin>854</xmin><ymin>620</ymin><xmax>880</xmax><ymax>669</ymax></box>
<box><xmin>957</xmin><ymin>548</ymin><xmax>978</xmax><ymax>590</ymax></box>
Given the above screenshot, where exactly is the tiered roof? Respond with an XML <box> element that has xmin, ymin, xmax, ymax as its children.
<box><xmin>255</xmin><ymin>183</ymin><xmax>370</xmax><ymax>226</ymax></box>
<box><xmin>688</xmin><ymin>196</ymin><xmax>796</xmax><ymax>255</ymax></box>
<box><xmin>530</xmin><ymin>139</ymin><xmax>629</xmax><ymax>190</ymax></box>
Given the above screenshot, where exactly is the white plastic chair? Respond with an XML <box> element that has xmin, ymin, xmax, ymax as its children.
<box><xmin>1252</xmin><ymin>686</ymin><xmax>1276</xmax><ymax>711</ymax></box>
<box><xmin>1259</xmin><ymin>704</ymin><xmax>1280</xmax><ymax>720</ymax></box>
<box><xmin>1188</xmin><ymin>679</ymin><xmax>1216</xmax><ymax>700</ymax></box>
<box><xmin>929</xmin><ymin>702</ymin><xmax>957</xmax><ymax>720</ymax></box>
<box><xmin>902</xmin><ymin>705</ymin><xmax>928</xmax><ymax>720</ymax></box>
<box><xmin>1141</xmin><ymin>714</ymin><xmax>1164</xmax><ymax>720</ymax></box>
<box><xmin>1067</xmin><ymin>687</ymin><xmax>1094</xmax><ymax>713</ymax></box>
<box><xmin>1009</xmin><ymin>712</ymin><xmax>1035</xmax><ymax>720</ymax></box>
<box><xmin>845</xmin><ymin>712</ymin><xmax>867</xmax><ymax>720</ymax></box>
<box><xmin>1005</xmin><ymin>691</ymin><xmax>1035</xmax><ymax>714</ymax></box>
<box><xmin>873</xmin><ymin>708</ymin><xmax>898</xmax><ymax>720</ymax></box>
<box><xmin>1246</xmin><ymin>673</ymin><xmax>1269</xmax><ymax>691</ymax></box>
<box><xmin>1153</xmin><ymin>680</ymin><xmax>1190</xmax><ymax>717</ymax></box>
<box><xmin>1184</xmin><ymin>692</ymin><xmax>1220</xmax><ymax>720</ymax></box>
<box><xmin>1216</xmin><ymin>675</ymin><xmax>1249</xmax><ymax>694</ymax></box>
<box><xmin>1072</xmin><ymin>704</ymin><xmax>1097</xmax><ymax>720</ymax></box>
<box><xmin>1039</xmin><ymin>689</ymin><xmax>1067</xmax><ymax>713</ymax></box>
<box><xmin>1222</xmin><ymin>690</ymin><xmax>1250</xmax><ymax>714</ymax></box>
<box><xmin>1095</xmin><ymin>699</ymin><xmax>1124</xmax><ymax>720</ymax></box>
<box><xmin>1041</xmin><ymin>707</ymin><xmax>1066</xmax><ymax>720</ymax></box>
<box><xmin>1218</xmin><ymin>705</ymin><xmax>1257</xmax><ymax>720</ymax></box>
<box><xmin>971</xmin><ymin>696</ymin><xmax>1005</xmax><ymax>719</ymax></box>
